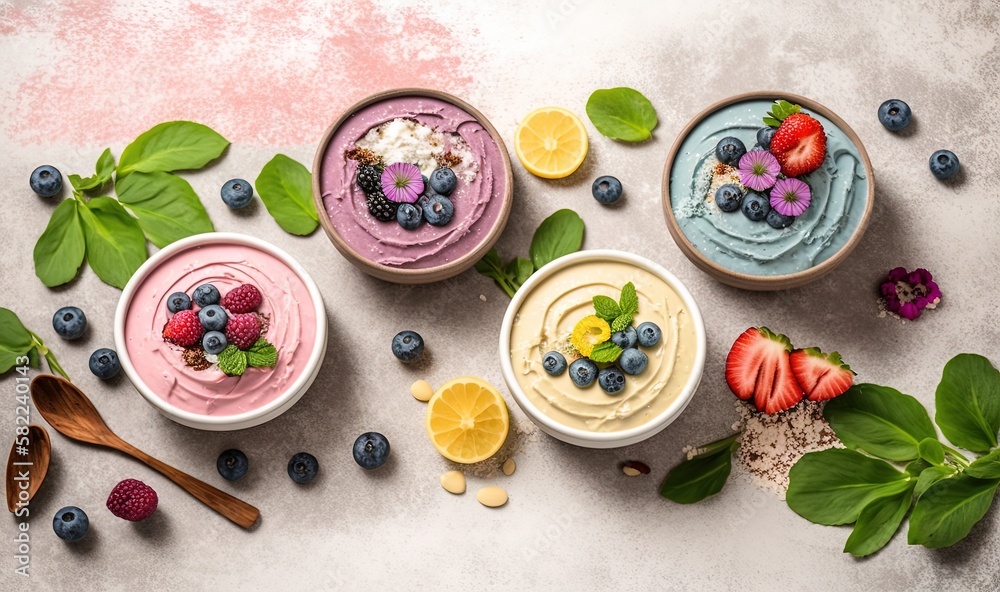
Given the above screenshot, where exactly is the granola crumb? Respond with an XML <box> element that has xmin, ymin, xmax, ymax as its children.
<box><xmin>344</xmin><ymin>147</ymin><xmax>382</xmax><ymax>167</ymax></box>
<box><xmin>183</xmin><ymin>347</ymin><xmax>211</xmax><ymax>371</ymax></box>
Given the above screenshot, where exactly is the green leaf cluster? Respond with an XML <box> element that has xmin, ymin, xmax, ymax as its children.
<box><xmin>33</xmin><ymin>122</ymin><xmax>228</xmax><ymax>289</ymax></box>
<box><xmin>475</xmin><ymin>209</ymin><xmax>584</xmax><ymax>298</ymax></box>
<box><xmin>762</xmin><ymin>99</ymin><xmax>801</xmax><ymax>127</ymax></box>
<box><xmin>217</xmin><ymin>339</ymin><xmax>278</xmax><ymax>377</ymax></box>
<box><xmin>0</xmin><ymin>308</ymin><xmax>69</xmax><ymax>380</ymax></box>
<box><xmin>593</xmin><ymin>282</ymin><xmax>637</xmax><ymax>333</ymax></box>
<box><xmin>585</xmin><ymin>87</ymin><xmax>658</xmax><ymax>142</ymax></box>
<box><xmin>786</xmin><ymin>354</ymin><xmax>1000</xmax><ymax>556</ymax></box>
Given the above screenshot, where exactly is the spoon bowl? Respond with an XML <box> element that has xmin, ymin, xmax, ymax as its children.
<box><xmin>6</xmin><ymin>425</ymin><xmax>51</xmax><ymax>513</ymax></box>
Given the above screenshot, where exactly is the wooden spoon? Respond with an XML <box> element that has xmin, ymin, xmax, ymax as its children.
<box><xmin>6</xmin><ymin>425</ymin><xmax>51</xmax><ymax>513</ymax></box>
<box><xmin>30</xmin><ymin>375</ymin><xmax>260</xmax><ymax>529</ymax></box>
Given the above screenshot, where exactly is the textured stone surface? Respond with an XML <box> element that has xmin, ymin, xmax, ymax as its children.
<box><xmin>1</xmin><ymin>0</ymin><xmax>999</xmax><ymax>589</ymax></box>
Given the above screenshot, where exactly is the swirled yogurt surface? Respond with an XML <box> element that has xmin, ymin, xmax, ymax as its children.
<box><xmin>122</xmin><ymin>242</ymin><xmax>319</xmax><ymax>416</ymax></box>
<box><xmin>508</xmin><ymin>260</ymin><xmax>698</xmax><ymax>433</ymax></box>
<box><xmin>319</xmin><ymin>95</ymin><xmax>508</xmax><ymax>269</ymax></box>
<box><xmin>669</xmin><ymin>99</ymin><xmax>869</xmax><ymax>276</ymax></box>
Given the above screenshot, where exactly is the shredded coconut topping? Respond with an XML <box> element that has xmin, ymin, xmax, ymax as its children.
<box><xmin>355</xmin><ymin>118</ymin><xmax>479</xmax><ymax>182</ymax></box>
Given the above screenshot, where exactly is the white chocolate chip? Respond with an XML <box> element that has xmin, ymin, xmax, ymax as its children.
<box><xmin>440</xmin><ymin>470</ymin><xmax>466</xmax><ymax>495</ymax></box>
<box><xmin>476</xmin><ymin>486</ymin><xmax>508</xmax><ymax>508</ymax></box>
<box><xmin>501</xmin><ymin>458</ymin><xmax>516</xmax><ymax>476</ymax></box>
<box><xmin>410</xmin><ymin>380</ymin><xmax>434</xmax><ymax>402</ymax></box>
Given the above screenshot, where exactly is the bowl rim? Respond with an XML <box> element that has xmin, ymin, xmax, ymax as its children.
<box><xmin>311</xmin><ymin>87</ymin><xmax>514</xmax><ymax>284</ymax></box>
<box><xmin>660</xmin><ymin>91</ymin><xmax>876</xmax><ymax>290</ymax></box>
<box><xmin>498</xmin><ymin>249</ymin><xmax>707</xmax><ymax>444</ymax></box>
<box><xmin>113</xmin><ymin>232</ymin><xmax>328</xmax><ymax>427</ymax></box>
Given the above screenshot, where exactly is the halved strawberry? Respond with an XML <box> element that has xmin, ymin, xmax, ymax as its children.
<box><xmin>769</xmin><ymin>113</ymin><xmax>827</xmax><ymax>177</ymax></box>
<box><xmin>725</xmin><ymin>327</ymin><xmax>803</xmax><ymax>414</ymax></box>
<box><xmin>790</xmin><ymin>347</ymin><xmax>856</xmax><ymax>402</ymax></box>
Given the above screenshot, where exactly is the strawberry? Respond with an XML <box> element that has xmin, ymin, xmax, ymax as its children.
<box><xmin>790</xmin><ymin>347</ymin><xmax>856</xmax><ymax>402</ymax></box>
<box><xmin>769</xmin><ymin>113</ymin><xmax>827</xmax><ymax>177</ymax></box>
<box><xmin>725</xmin><ymin>327</ymin><xmax>803</xmax><ymax>414</ymax></box>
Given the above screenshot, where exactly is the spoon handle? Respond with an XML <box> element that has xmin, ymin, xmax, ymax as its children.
<box><xmin>116</xmin><ymin>441</ymin><xmax>260</xmax><ymax>529</ymax></box>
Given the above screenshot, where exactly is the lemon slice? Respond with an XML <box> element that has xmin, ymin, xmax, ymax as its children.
<box><xmin>514</xmin><ymin>106</ymin><xmax>589</xmax><ymax>179</ymax></box>
<box><xmin>426</xmin><ymin>376</ymin><xmax>509</xmax><ymax>464</ymax></box>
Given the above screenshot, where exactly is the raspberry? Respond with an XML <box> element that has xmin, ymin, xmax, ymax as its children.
<box><xmin>225</xmin><ymin>313</ymin><xmax>262</xmax><ymax>350</ymax></box>
<box><xmin>106</xmin><ymin>478</ymin><xmax>158</xmax><ymax>521</ymax></box>
<box><xmin>162</xmin><ymin>309</ymin><xmax>203</xmax><ymax>347</ymax></box>
<box><xmin>223</xmin><ymin>284</ymin><xmax>262</xmax><ymax>314</ymax></box>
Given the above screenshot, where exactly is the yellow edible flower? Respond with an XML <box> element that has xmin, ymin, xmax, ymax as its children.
<box><xmin>571</xmin><ymin>315</ymin><xmax>611</xmax><ymax>357</ymax></box>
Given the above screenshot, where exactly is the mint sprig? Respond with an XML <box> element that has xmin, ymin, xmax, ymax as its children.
<box><xmin>0</xmin><ymin>308</ymin><xmax>69</xmax><ymax>380</ymax></box>
<box><xmin>589</xmin><ymin>341</ymin><xmax>623</xmax><ymax>364</ymax></box>
<box><xmin>217</xmin><ymin>345</ymin><xmax>248</xmax><ymax>376</ymax></box>
<box><xmin>33</xmin><ymin>121</ymin><xmax>227</xmax><ymax>289</ymax></box>
<box><xmin>217</xmin><ymin>339</ymin><xmax>278</xmax><ymax>376</ymax></box>
<box><xmin>763</xmin><ymin>99</ymin><xmax>802</xmax><ymax>128</ymax></box>
<box><xmin>247</xmin><ymin>338</ymin><xmax>278</xmax><ymax>367</ymax></box>
<box><xmin>594</xmin><ymin>282</ymin><xmax>638</xmax><ymax>334</ymax></box>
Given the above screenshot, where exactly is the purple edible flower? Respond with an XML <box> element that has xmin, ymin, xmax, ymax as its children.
<box><xmin>880</xmin><ymin>267</ymin><xmax>942</xmax><ymax>321</ymax></box>
<box><xmin>769</xmin><ymin>177</ymin><xmax>812</xmax><ymax>217</ymax></box>
<box><xmin>381</xmin><ymin>162</ymin><xmax>424</xmax><ymax>203</ymax></box>
<box><xmin>737</xmin><ymin>150</ymin><xmax>780</xmax><ymax>191</ymax></box>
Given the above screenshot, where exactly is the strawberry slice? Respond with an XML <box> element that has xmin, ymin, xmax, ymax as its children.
<box><xmin>725</xmin><ymin>327</ymin><xmax>803</xmax><ymax>414</ymax></box>
<box><xmin>769</xmin><ymin>113</ymin><xmax>827</xmax><ymax>177</ymax></box>
<box><xmin>790</xmin><ymin>347</ymin><xmax>856</xmax><ymax>402</ymax></box>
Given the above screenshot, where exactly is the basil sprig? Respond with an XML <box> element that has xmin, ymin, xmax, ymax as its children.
<box><xmin>0</xmin><ymin>308</ymin><xmax>68</xmax><ymax>380</ymax></box>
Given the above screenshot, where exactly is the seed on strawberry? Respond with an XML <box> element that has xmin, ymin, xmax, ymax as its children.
<box><xmin>225</xmin><ymin>313</ymin><xmax>262</xmax><ymax>350</ymax></box>
<box><xmin>162</xmin><ymin>309</ymin><xmax>204</xmax><ymax>347</ymax></box>
<box><xmin>223</xmin><ymin>284</ymin><xmax>262</xmax><ymax>314</ymax></box>
<box><xmin>769</xmin><ymin>113</ymin><xmax>827</xmax><ymax>178</ymax></box>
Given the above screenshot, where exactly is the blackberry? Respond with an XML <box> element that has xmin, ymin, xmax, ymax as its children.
<box><xmin>367</xmin><ymin>190</ymin><xmax>398</xmax><ymax>222</ymax></box>
<box><xmin>357</xmin><ymin>164</ymin><xmax>381</xmax><ymax>194</ymax></box>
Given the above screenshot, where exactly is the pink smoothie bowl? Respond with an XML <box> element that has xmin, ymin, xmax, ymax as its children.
<box><xmin>113</xmin><ymin>233</ymin><xmax>328</xmax><ymax>431</ymax></box>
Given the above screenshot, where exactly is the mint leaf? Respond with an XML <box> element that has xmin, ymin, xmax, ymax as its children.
<box><xmin>529</xmin><ymin>209</ymin><xmax>584</xmax><ymax>269</ymax></box>
<box><xmin>908</xmin><ymin>472</ymin><xmax>1000</xmax><ymax>548</ymax></box>
<box><xmin>588</xmin><ymin>341</ymin><xmax>622</xmax><ymax>363</ymax></box>
<box><xmin>117</xmin><ymin>121</ymin><xmax>229</xmax><ymax>176</ymax></box>
<box><xmin>0</xmin><ymin>308</ymin><xmax>35</xmax><ymax>374</ymax></box>
<box><xmin>247</xmin><ymin>338</ymin><xmax>277</xmax><ymax>368</ymax></box>
<box><xmin>217</xmin><ymin>345</ymin><xmax>248</xmax><ymax>376</ymax></box>
<box><xmin>618</xmin><ymin>282</ymin><xmax>638</xmax><ymax>317</ymax></box>
<box><xmin>586</xmin><ymin>87</ymin><xmax>658</xmax><ymax>142</ymax></box>
<box><xmin>660</xmin><ymin>434</ymin><xmax>739</xmax><ymax>504</ymax></box>
<box><xmin>592</xmin><ymin>296</ymin><xmax>621</xmax><ymax>322</ymax></box>
<box><xmin>255</xmin><ymin>154</ymin><xmax>319</xmax><ymax>235</ymax></box>
<box><xmin>33</xmin><ymin>198</ymin><xmax>86</xmax><ymax>287</ymax></box>
<box><xmin>935</xmin><ymin>354</ymin><xmax>1000</xmax><ymax>453</ymax></box>
<box><xmin>78</xmin><ymin>197</ymin><xmax>148</xmax><ymax>289</ymax></box>
<box><xmin>117</xmin><ymin>171</ymin><xmax>214</xmax><ymax>248</ymax></box>
<box><xmin>610</xmin><ymin>314</ymin><xmax>633</xmax><ymax>333</ymax></box>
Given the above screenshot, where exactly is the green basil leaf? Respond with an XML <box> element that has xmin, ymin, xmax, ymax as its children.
<box><xmin>905</xmin><ymin>459</ymin><xmax>932</xmax><ymax>477</ymax></box>
<box><xmin>26</xmin><ymin>346</ymin><xmax>40</xmax><ymax>369</ymax></box>
<box><xmin>914</xmin><ymin>466</ymin><xmax>957</xmax><ymax>498</ymax></box>
<box><xmin>918</xmin><ymin>438</ymin><xmax>946</xmax><ymax>466</ymax></box>
<box><xmin>844</xmin><ymin>485</ymin><xmax>914</xmax><ymax>557</ymax></box>
<box><xmin>585</xmin><ymin>87</ymin><xmax>658</xmax><ymax>142</ymax></box>
<box><xmin>95</xmin><ymin>147</ymin><xmax>115</xmax><ymax>179</ymax></box>
<box><xmin>116</xmin><ymin>171</ymin><xmax>214</xmax><ymax>247</ymax></box>
<box><xmin>786</xmin><ymin>448</ymin><xmax>911</xmax><ymax>525</ymax></box>
<box><xmin>507</xmin><ymin>257</ymin><xmax>533</xmax><ymax>290</ymax></box>
<box><xmin>474</xmin><ymin>248</ymin><xmax>516</xmax><ymax>298</ymax></box>
<box><xmin>33</xmin><ymin>198</ymin><xmax>86</xmax><ymax>287</ymax></box>
<box><xmin>659</xmin><ymin>436</ymin><xmax>738</xmax><ymax>504</ymax></box>
<box><xmin>693</xmin><ymin>433</ymin><xmax>742</xmax><ymax>457</ymax></box>
<box><xmin>255</xmin><ymin>154</ymin><xmax>319</xmax><ymax>235</ymax></box>
<box><xmin>118</xmin><ymin>121</ymin><xmax>229</xmax><ymax>176</ymax></box>
<box><xmin>0</xmin><ymin>308</ymin><xmax>35</xmax><ymax>373</ymax></box>
<box><xmin>966</xmin><ymin>448</ymin><xmax>1000</xmax><ymax>479</ymax></box>
<box><xmin>529</xmin><ymin>209</ymin><xmax>584</xmax><ymax>270</ymax></box>
<box><xmin>78</xmin><ymin>197</ymin><xmax>148</xmax><ymax>289</ymax></box>
<box><xmin>824</xmin><ymin>384</ymin><xmax>937</xmax><ymax>461</ymax></box>
<box><xmin>618</xmin><ymin>282</ymin><xmax>638</xmax><ymax>317</ymax></box>
<box><xmin>69</xmin><ymin>173</ymin><xmax>100</xmax><ymax>193</ymax></box>
<box><xmin>908</xmin><ymin>472</ymin><xmax>1000</xmax><ymax>548</ymax></box>
<box><xmin>592</xmin><ymin>295</ymin><xmax>621</xmax><ymax>322</ymax></box>
<box><xmin>935</xmin><ymin>354</ymin><xmax>1000</xmax><ymax>453</ymax></box>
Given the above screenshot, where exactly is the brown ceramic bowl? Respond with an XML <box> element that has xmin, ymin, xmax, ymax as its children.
<box><xmin>312</xmin><ymin>88</ymin><xmax>513</xmax><ymax>284</ymax></box>
<box><xmin>661</xmin><ymin>91</ymin><xmax>875</xmax><ymax>291</ymax></box>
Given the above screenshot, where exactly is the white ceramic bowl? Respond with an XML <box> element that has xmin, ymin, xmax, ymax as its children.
<box><xmin>499</xmin><ymin>250</ymin><xmax>706</xmax><ymax>448</ymax></box>
<box><xmin>114</xmin><ymin>233</ymin><xmax>328</xmax><ymax>431</ymax></box>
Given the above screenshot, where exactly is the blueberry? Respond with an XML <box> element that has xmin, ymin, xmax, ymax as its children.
<box><xmin>756</xmin><ymin>127</ymin><xmax>777</xmax><ymax>150</ymax></box>
<box><xmin>221</xmin><ymin>178</ymin><xmax>254</xmax><ymax>209</ymax></box>
<box><xmin>421</xmin><ymin>194</ymin><xmax>454</xmax><ymax>226</ymax></box>
<box><xmin>166</xmin><ymin>292</ymin><xmax>192</xmax><ymax>313</ymax></box>
<box><xmin>217</xmin><ymin>449</ymin><xmax>249</xmax><ymax>481</ymax></box>
<box><xmin>610</xmin><ymin>326</ymin><xmax>637</xmax><ymax>349</ymax></box>
<box><xmin>618</xmin><ymin>348</ymin><xmax>648</xmax><ymax>375</ymax></box>
<box><xmin>30</xmin><ymin>165</ymin><xmax>63</xmax><ymax>198</ymax></box>
<box><xmin>429</xmin><ymin>167</ymin><xmax>457</xmax><ymax>196</ymax></box>
<box><xmin>636</xmin><ymin>322</ymin><xmax>661</xmax><ymax>347</ymax></box>
<box><xmin>287</xmin><ymin>452</ymin><xmax>319</xmax><ymax>484</ymax></box>
<box><xmin>714</xmin><ymin>184</ymin><xmax>743</xmax><ymax>212</ymax></box>
<box><xmin>192</xmin><ymin>284</ymin><xmax>220</xmax><ymax>307</ymax></box>
<box><xmin>597</xmin><ymin>367</ymin><xmax>626</xmax><ymax>394</ymax></box>
<box><xmin>592</xmin><ymin>176</ymin><xmax>623</xmax><ymax>205</ymax></box>
<box><xmin>353</xmin><ymin>432</ymin><xmax>390</xmax><ymax>470</ymax></box>
<box><xmin>741</xmin><ymin>191</ymin><xmax>770</xmax><ymax>222</ymax></box>
<box><xmin>542</xmin><ymin>351</ymin><xmax>567</xmax><ymax>376</ymax></box>
<box><xmin>929</xmin><ymin>150</ymin><xmax>959</xmax><ymax>180</ymax></box>
<box><xmin>766</xmin><ymin>210</ymin><xmax>795</xmax><ymax>229</ymax></box>
<box><xmin>878</xmin><ymin>99</ymin><xmax>912</xmax><ymax>132</ymax></box>
<box><xmin>396</xmin><ymin>203</ymin><xmax>423</xmax><ymax>230</ymax></box>
<box><xmin>52</xmin><ymin>306</ymin><xmax>87</xmax><ymax>340</ymax></box>
<box><xmin>198</xmin><ymin>304</ymin><xmax>228</xmax><ymax>331</ymax></box>
<box><xmin>89</xmin><ymin>348</ymin><xmax>120</xmax><ymax>380</ymax></box>
<box><xmin>569</xmin><ymin>358</ymin><xmax>598</xmax><ymax>388</ymax></box>
<box><xmin>715</xmin><ymin>137</ymin><xmax>747</xmax><ymax>166</ymax></box>
<box><xmin>52</xmin><ymin>506</ymin><xmax>88</xmax><ymax>542</ymax></box>
<box><xmin>392</xmin><ymin>330</ymin><xmax>424</xmax><ymax>363</ymax></box>
<box><xmin>203</xmin><ymin>331</ymin><xmax>228</xmax><ymax>355</ymax></box>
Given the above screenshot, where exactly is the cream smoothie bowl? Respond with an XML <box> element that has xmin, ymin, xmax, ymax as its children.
<box><xmin>500</xmin><ymin>250</ymin><xmax>706</xmax><ymax>448</ymax></box>
<box><xmin>114</xmin><ymin>233</ymin><xmax>327</xmax><ymax>431</ymax></box>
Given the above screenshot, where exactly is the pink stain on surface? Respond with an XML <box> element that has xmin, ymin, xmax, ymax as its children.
<box><xmin>2</xmin><ymin>0</ymin><xmax>475</xmax><ymax>146</ymax></box>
